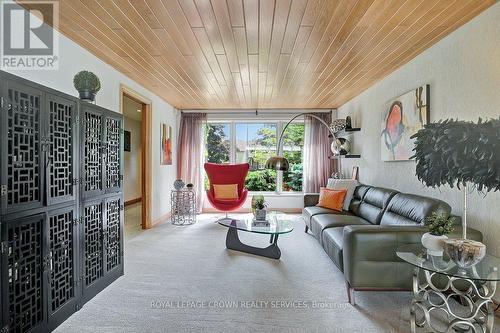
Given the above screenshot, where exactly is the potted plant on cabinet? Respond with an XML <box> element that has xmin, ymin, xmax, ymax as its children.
<box><xmin>421</xmin><ymin>212</ymin><xmax>455</xmax><ymax>256</ymax></box>
<box><xmin>73</xmin><ymin>70</ymin><xmax>101</xmax><ymax>102</ymax></box>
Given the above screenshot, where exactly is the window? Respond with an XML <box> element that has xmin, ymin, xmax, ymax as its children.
<box><xmin>236</xmin><ymin>123</ymin><xmax>277</xmax><ymax>192</ymax></box>
<box><xmin>203</xmin><ymin>119</ymin><xmax>305</xmax><ymax>193</ymax></box>
<box><xmin>205</xmin><ymin>123</ymin><xmax>230</xmax><ymax>163</ymax></box>
<box><xmin>282</xmin><ymin>123</ymin><xmax>304</xmax><ymax>192</ymax></box>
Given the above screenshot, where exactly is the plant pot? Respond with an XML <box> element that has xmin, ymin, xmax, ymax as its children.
<box><xmin>421</xmin><ymin>232</ymin><xmax>448</xmax><ymax>257</ymax></box>
<box><xmin>78</xmin><ymin>90</ymin><xmax>96</xmax><ymax>102</ymax></box>
<box><xmin>254</xmin><ymin>209</ymin><xmax>267</xmax><ymax>221</ymax></box>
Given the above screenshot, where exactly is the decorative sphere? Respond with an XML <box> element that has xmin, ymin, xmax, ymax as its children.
<box><xmin>174</xmin><ymin>179</ymin><xmax>185</xmax><ymax>190</ymax></box>
<box><xmin>331</xmin><ymin>138</ymin><xmax>351</xmax><ymax>155</ymax></box>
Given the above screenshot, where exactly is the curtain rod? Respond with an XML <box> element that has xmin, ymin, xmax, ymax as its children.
<box><xmin>181</xmin><ymin>109</ymin><xmax>335</xmax><ymax>115</ymax></box>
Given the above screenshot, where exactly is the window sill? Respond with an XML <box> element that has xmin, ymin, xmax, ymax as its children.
<box><xmin>247</xmin><ymin>192</ymin><xmax>304</xmax><ymax>197</ymax></box>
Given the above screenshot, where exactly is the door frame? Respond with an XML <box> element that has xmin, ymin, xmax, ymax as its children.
<box><xmin>119</xmin><ymin>84</ymin><xmax>153</xmax><ymax>229</ymax></box>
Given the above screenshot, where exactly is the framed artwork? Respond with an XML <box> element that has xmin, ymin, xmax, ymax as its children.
<box><xmin>351</xmin><ymin>166</ymin><xmax>359</xmax><ymax>181</ymax></box>
<box><xmin>161</xmin><ymin>123</ymin><xmax>172</xmax><ymax>165</ymax></box>
<box><xmin>124</xmin><ymin>130</ymin><xmax>131</xmax><ymax>152</ymax></box>
<box><xmin>381</xmin><ymin>84</ymin><xmax>430</xmax><ymax>161</ymax></box>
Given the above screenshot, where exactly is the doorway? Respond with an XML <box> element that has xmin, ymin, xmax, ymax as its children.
<box><xmin>120</xmin><ymin>85</ymin><xmax>152</xmax><ymax>234</ymax></box>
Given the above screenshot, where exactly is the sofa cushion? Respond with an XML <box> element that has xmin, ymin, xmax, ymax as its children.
<box><xmin>310</xmin><ymin>213</ymin><xmax>370</xmax><ymax>241</ymax></box>
<box><xmin>357</xmin><ymin>187</ymin><xmax>398</xmax><ymax>224</ymax></box>
<box><xmin>321</xmin><ymin>227</ymin><xmax>345</xmax><ymax>271</ymax></box>
<box><xmin>302</xmin><ymin>206</ymin><xmax>339</xmax><ymax>227</ymax></box>
<box><xmin>348</xmin><ymin>185</ymin><xmax>371</xmax><ymax>215</ymax></box>
<box><xmin>327</xmin><ymin>179</ymin><xmax>360</xmax><ymax>211</ymax></box>
<box><xmin>380</xmin><ymin>193</ymin><xmax>452</xmax><ymax>226</ymax></box>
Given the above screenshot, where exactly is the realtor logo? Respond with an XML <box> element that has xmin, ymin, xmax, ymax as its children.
<box><xmin>1</xmin><ymin>0</ymin><xmax>59</xmax><ymax>70</ymax></box>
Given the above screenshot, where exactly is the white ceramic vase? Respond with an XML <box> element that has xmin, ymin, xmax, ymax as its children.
<box><xmin>421</xmin><ymin>232</ymin><xmax>448</xmax><ymax>257</ymax></box>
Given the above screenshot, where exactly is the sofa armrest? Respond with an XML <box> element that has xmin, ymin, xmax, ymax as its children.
<box><xmin>342</xmin><ymin>224</ymin><xmax>483</xmax><ymax>288</ymax></box>
<box><xmin>303</xmin><ymin>193</ymin><xmax>319</xmax><ymax>207</ymax></box>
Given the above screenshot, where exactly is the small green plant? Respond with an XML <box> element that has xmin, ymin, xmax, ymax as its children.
<box><xmin>425</xmin><ymin>212</ymin><xmax>455</xmax><ymax>236</ymax></box>
<box><xmin>73</xmin><ymin>70</ymin><xmax>101</xmax><ymax>93</ymax></box>
<box><xmin>251</xmin><ymin>195</ymin><xmax>267</xmax><ymax>210</ymax></box>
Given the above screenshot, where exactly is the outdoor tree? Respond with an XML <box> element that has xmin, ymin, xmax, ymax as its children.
<box><xmin>205</xmin><ymin>124</ymin><xmax>229</xmax><ymax>163</ymax></box>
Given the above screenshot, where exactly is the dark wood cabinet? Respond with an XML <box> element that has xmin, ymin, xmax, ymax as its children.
<box><xmin>0</xmin><ymin>71</ymin><xmax>124</xmax><ymax>333</ymax></box>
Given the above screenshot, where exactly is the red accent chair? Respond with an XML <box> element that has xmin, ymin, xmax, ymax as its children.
<box><xmin>204</xmin><ymin>163</ymin><xmax>249</xmax><ymax>213</ymax></box>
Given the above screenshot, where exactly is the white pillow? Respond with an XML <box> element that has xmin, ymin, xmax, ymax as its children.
<box><xmin>326</xmin><ymin>179</ymin><xmax>359</xmax><ymax>211</ymax></box>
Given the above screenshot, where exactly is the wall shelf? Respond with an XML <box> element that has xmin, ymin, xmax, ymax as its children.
<box><xmin>329</xmin><ymin>154</ymin><xmax>361</xmax><ymax>159</ymax></box>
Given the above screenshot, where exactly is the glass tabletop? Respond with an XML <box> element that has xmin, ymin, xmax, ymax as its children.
<box><xmin>396</xmin><ymin>245</ymin><xmax>500</xmax><ymax>281</ymax></box>
<box><xmin>218</xmin><ymin>211</ymin><xmax>294</xmax><ymax>235</ymax></box>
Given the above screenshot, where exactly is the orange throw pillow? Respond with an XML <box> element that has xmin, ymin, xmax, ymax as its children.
<box><xmin>213</xmin><ymin>184</ymin><xmax>239</xmax><ymax>200</ymax></box>
<box><xmin>317</xmin><ymin>188</ymin><xmax>347</xmax><ymax>212</ymax></box>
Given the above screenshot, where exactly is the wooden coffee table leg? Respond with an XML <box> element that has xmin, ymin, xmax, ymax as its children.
<box><xmin>225</xmin><ymin>227</ymin><xmax>281</xmax><ymax>259</ymax></box>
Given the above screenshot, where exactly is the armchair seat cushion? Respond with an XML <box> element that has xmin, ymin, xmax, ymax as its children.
<box><xmin>321</xmin><ymin>227</ymin><xmax>345</xmax><ymax>271</ymax></box>
<box><xmin>310</xmin><ymin>214</ymin><xmax>369</xmax><ymax>241</ymax></box>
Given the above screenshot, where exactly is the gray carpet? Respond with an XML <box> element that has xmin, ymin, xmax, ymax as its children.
<box><xmin>55</xmin><ymin>210</ymin><xmax>499</xmax><ymax>333</ymax></box>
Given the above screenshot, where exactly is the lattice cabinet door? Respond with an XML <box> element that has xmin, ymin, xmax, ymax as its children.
<box><xmin>103</xmin><ymin>196</ymin><xmax>123</xmax><ymax>274</ymax></box>
<box><xmin>46</xmin><ymin>205</ymin><xmax>78</xmax><ymax>328</ymax></box>
<box><xmin>103</xmin><ymin>113</ymin><xmax>123</xmax><ymax>193</ymax></box>
<box><xmin>45</xmin><ymin>94</ymin><xmax>78</xmax><ymax>206</ymax></box>
<box><xmin>80</xmin><ymin>199</ymin><xmax>105</xmax><ymax>297</ymax></box>
<box><xmin>0</xmin><ymin>80</ymin><xmax>44</xmax><ymax>214</ymax></box>
<box><xmin>1</xmin><ymin>213</ymin><xmax>48</xmax><ymax>333</ymax></box>
<box><xmin>80</xmin><ymin>106</ymin><xmax>104</xmax><ymax>199</ymax></box>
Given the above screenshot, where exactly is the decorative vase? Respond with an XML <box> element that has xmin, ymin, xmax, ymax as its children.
<box><xmin>173</xmin><ymin>179</ymin><xmax>185</xmax><ymax>190</ymax></box>
<box><xmin>78</xmin><ymin>90</ymin><xmax>96</xmax><ymax>102</ymax></box>
<box><xmin>421</xmin><ymin>232</ymin><xmax>448</xmax><ymax>256</ymax></box>
<box><xmin>443</xmin><ymin>239</ymin><xmax>486</xmax><ymax>269</ymax></box>
<box><xmin>254</xmin><ymin>209</ymin><xmax>267</xmax><ymax>221</ymax></box>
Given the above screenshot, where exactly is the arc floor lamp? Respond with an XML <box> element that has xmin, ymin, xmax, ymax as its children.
<box><xmin>265</xmin><ymin>113</ymin><xmax>342</xmax><ymax>173</ymax></box>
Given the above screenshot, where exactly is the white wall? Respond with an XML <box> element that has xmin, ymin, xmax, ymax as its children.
<box><xmin>338</xmin><ymin>3</ymin><xmax>500</xmax><ymax>259</ymax></box>
<box><xmin>123</xmin><ymin>117</ymin><xmax>142</xmax><ymax>202</ymax></box>
<box><xmin>2</xmin><ymin>6</ymin><xmax>179</xmax><ymax>222</ymax></box>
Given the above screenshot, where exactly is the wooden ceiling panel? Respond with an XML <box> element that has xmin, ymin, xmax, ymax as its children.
<box><xmin>25</xmin><ymin>0</ymin><xmax>496</xmax><ymax>109</ymax></box>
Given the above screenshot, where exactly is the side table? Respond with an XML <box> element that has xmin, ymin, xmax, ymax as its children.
<box><xmin>397</xmin><ymin>248</ymin><xmax>499</xmax><ymax>333</ymax></box>
<box><xmin>170</xmin><ymin>189</ymin><xmax>196</xmax><ymax>225</ymax></box>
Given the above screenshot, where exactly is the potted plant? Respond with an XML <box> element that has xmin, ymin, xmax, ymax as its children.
<box><xmin>251</xmin><ymin>195</ymin><xmax>268</xmax><ymax>221</ymax></box>
<box><xmin>421</xmin><ymin>212</ymin><xmax>455</xmax><ymax>256</ymax></box>
<box><xmin>73</xmin><ymin>70</ymin><xmax>101</xmax><ymax>102</ymax></box>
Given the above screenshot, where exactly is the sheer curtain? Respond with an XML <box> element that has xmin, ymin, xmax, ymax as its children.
<box><xmin>303</xmin><ymin>113</ymin><xmax>335</xmax><ymax>193</ymax></box>
<box><xmin>177</xmin><ymin>112</ymin><xmax>207</xmax><ymax>212</ymax></box>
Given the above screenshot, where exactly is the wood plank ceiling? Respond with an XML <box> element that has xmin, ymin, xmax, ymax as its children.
<box><xmin>28</xmin><ymin>0</ymin><xmax>496</xmax><ymax>109</ymax></box>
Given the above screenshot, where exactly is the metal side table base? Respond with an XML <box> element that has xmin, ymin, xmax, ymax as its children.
<box><xmin>410</xmin><ymin>267</ymin><xmax>497</xmax><ymax>333</ymax></box>
<box><xmin>225</xmin><ymin>227</ymin><xmax>281</xmax><ymax>259</ymax></box>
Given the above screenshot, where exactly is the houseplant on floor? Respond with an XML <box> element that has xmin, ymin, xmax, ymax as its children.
<box><xmin>421</xmin><ymin>212</ymin><xmax>455</xmax><ymax>256</ymax></box>
<box><xmin>73</xmin><ymin>70</ymin><xmax>101</xmax><ymax>102</ymax></box>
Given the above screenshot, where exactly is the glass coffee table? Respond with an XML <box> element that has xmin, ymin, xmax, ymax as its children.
<box><xmin>218</xmin><ymin>211</ymin><xmax>294</xmax><ymax>259</ymax></box>
<box><xmin>396</xmin><ymin>245</ymin><xmax>499</xmax><ymax>333</ymax></box>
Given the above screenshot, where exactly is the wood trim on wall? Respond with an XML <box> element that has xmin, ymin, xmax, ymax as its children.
<box><xmin>124</xmin><ymin>198</ymin><xmax>142</xmax><ymax>206</ymax></box>
<box><xmin>202</xmin><ymin>208</ymin><xmax>302</xmax><ymax>214</ymax></box>
<box><xmin>152</xmin><ymin>212</ymin><xmax>172</xmax><ymax>227</ymax></box>
<box><xmin>120</xmin><ymin>84</ymin><xmax>153</xmax><ymax>229</ymax></box>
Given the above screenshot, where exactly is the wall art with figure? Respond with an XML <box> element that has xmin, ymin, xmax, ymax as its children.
<box><xmin>161</xmin><ymin>123</ymin><xmax>172</xmax><ymax>165</ymax></box>
<box><xmin>381</xmin><ymin>85</ymin><xmax>430</xmax><ymax>161</ymax></box>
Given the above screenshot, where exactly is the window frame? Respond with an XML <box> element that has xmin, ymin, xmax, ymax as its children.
<box><xmin>204</xmin><ymin>118</ymin><xmax>304</xmax><ymax>195</ymax></box>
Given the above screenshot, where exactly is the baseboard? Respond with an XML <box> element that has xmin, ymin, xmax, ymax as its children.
<box><xmin>125</xmin><ymin>197</ymin><xmax>142</xmax><ymax>206</ymax></box>
<box><xmin>152</xmin><ymin>211</ymin><xmax>171</xmax><ymax>226</ymax></box>
<box><xmin>202</xmin><ymin>208</ymin><xmax>302</xmax><ymax>213</ymax></box>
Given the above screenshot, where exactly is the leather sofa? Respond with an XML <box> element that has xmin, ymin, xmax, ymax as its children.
<box><xmin>302</xmin><ymin>185</ymin><xmax>483</xmax><ymax>305</ymax></box>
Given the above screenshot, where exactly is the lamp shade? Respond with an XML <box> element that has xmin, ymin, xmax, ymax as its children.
<box><xmin>265</xmin><ymin>156</ymin><xmax>289</xmax><ymax>171</ymax></box>
<box><xmin>411</xmin><ymin>117</ymin><xmax>500</xmax><ymax>192</ymax></box>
